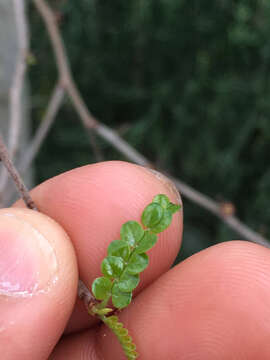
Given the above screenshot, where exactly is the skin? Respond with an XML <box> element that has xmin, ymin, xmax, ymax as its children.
<box><xmin>1</xmin><ymin>161</ymin><xmax>270</xmax><ymax>359</ymax></box>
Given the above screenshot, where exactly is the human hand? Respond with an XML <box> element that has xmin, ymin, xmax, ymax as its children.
<box><xmin>1</xmin><ymin>161</ymin><xmax>270</xmax><ymax>359</ymax></box>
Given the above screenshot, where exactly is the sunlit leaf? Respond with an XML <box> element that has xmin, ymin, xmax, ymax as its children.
<box><xmin>126</xmin><ymin>253</ymin><xmax>149</xmax><ymax>274</ymax></box>
<box><xmin>112</xmin><ymin>286</ymin><xmax>132</xmax><ymax>309</ymax></box>
<box><xmin>135</xmin><ymin>231</ymin><xmax>157</xmax><ymax>253</ymax></box>
<box><xmin>150</xmin><ymin>209</ymin><xmax>172</xmax><ymax>233</ymax></box>
<box><xmin>107</xmin><ymin>239</ymin><xmax>130</xmax><ymax>261</ymax></box>
<box><xmin>101</xmin><ymin>256</ymin><xmax>124</xmax><ymax>278</ymax></box>
<box><xmin>141</xmin><ymin>203</ymin><xmax>163</xmax><ymax>228</ymax></box>
<box><xmin>117</xmin><ymin>272</ymin><xmax>140</xmax><ymax>292</ymax></box>
<box><xmin>120</xmin><ymin>221</ymin><xmax>144</xmax><ymax>247</ymax></box>
<box><xmin>92</xmin><ymin>277</ymin><xmax>112</xmax><ymax>300</ymax></box>
<box><xmin>153</xmin><ymin>194</ymin><xmax>170</xmax><ymax>208</ymax></box>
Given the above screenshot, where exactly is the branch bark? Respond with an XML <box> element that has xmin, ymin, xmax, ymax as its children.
<box><xmin>0</xmin><ymin>0</ymin><xmax>29</xmax><ymax>195</ymax></box>
<box><xmin>0</xmin><ymin>134</ymin><xmax>37</xmax><ymax>210</ymax></box>
<box><xmin>19</xmin><ymin>81</ymin><xmax>65</xmax><ymax>174</ymax></box>
<box><xmin>9</xmin><ymin>0</ymin><xmax>29</xmax><ymax>157</ymax></box>
<box><xmin>31</xmin><ymin>0</ymin><xmax>269</xmax><ymax>249</ymax></box>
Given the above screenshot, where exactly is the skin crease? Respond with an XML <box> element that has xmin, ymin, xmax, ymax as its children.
<box><xmin>0</xmin><ymin>160</ymin><xmax>267</xmax><ymax>359</ymax></box>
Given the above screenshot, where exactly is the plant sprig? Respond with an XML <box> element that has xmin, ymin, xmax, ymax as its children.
<box><xmin>89</xmin><ymin>194</ymin><xmax>180</xmax><ymax>359</ymax></box>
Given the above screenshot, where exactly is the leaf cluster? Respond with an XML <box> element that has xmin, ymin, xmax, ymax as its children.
<box><xmin>91</xmin><ymin>194</ymin><xmax>180</xmax><ymax>309</ymax></box>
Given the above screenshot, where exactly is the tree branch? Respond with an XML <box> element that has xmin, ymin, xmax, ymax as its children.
<box><xmin>32</xmin><ymin>0</ymin><xmax>269</xmax><ymax>249</ymax></box>
<box><xmin>0</xmin><ymin>134</ymin><xmax>37</xmax><ymax>211</ymax></box>
<box><xmin>9</xmin><ymin>0</ymin><xmax>29</xmax><ymax>157</ymax></box>
<box><xmin>0</xmin><ymin>0</ymin><xmax>29</xmax><ymax>196</ymax></box>
<box><xmin>19</xmin><ymin>81</ymin><xmax>65</xmax><ymax>174</ymax></box>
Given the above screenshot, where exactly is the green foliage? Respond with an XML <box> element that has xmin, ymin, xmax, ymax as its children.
<box><xmin>141</xmin><ymin>203</ymin><xmax>164</xmax><ymax>228</ymax></box>
<box><xmin>120</xmin><ymin>221</ymin><xmax>144</xmax><ymax>247</ymax></box>
<box><xmin>90</xmin><ymin>194</ymin><xmax>180</xmax><ymax>359</ymax></box>
<box><xmin>142</xmin><ymin>197</ymin><xmax>180</xmax><ymax>233</ymax></box>
<box><xmin>134</xmin><ymin>231</ymin><xmax>157</xmax><ymax>254</ymax></box>
<box><xmin>91</xmin><ymin>194</ymin><xmax>180</xmax><ymax>310</ymax></box>
<box><xmin>92</xmin><ymin>277</ymin><xmax>112</xmax><ymax>300</ymax></box>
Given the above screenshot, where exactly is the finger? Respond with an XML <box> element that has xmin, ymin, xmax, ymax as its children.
<box><xmin>0</xmin><ymin>208</ymin><xmax>78</xmax><ymax>360</ymax></box>
<box><xmin>51</xmin><ymin>241</ymin><xmax>270</xmax><ymax>360</ymax></box>
<box><xmin>15</xmin><ymin>161</ymin><xmax>183</xmax><ymax>332</ymax></box>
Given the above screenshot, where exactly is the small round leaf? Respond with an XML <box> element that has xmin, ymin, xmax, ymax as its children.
<box><xmin>141</xmin><ymin>202</ymin><xmax>163</xmax><ymax>228</ymax></box>
<box><xmin>108</xmin><ymin>239</ymin><xmax>130</xmax><ymax>261</ymax></box>
<box><xmin>92</xmin><ymin>277</ymin><xmax>112</xmax><ymax>300</ymax></box>
<box><xmin>112</xmin><ymin>287</ymin><xmax>132</xmax><ymax>309</ymax></box>
<box><xmin>153</xmin><ymin>194</ymin><xmax>170</xmax><ymax>208</ymax></box>
<box><xmin>126</xmin><ymin>253</ymin><xmax>149</xmax><ymax>274</ymax></box>
<box><xmin>150</xmin><ymin>210</ymin><xmax>172</xmax><ymax>233</ymax></box>
<box><xmin>120</xmin><ymin>221</ymin><xmax>144</xmax><ymax>247</ymax></box>
<box><xmin>101</xmin><ymin>256</ymin><xmax>124</xmax><ymax>278</ymax></box>
<box><xmin>117</xmin><ymin>273</ymin><xmax>140</xmax><ymax>292</ymax></box>
<box><xmin>135</xmin><ymin>231</ymin><xmax>157</xmax><ymax>253</ymax></box>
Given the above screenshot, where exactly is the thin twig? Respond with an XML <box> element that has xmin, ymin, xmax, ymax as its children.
<box><xmin>171</xmin><ymin>177</ymin><xmax>270</xmax><ymax>248</ymax></box>
<box><xmin>0</xmin><ymin>134</ymin><xmax>37</xmax><ymax>211</ymax></box>
<box><xmin>0</xmin><ymin>0</ymin><xmax>29</xmax><ymax>195</ymax></box>
<box><xmin>32</xmin><ymin>0</ymin><xmax>269</xmax><ymax>248</ymax></box>
<box><xmin>9</xmin><ymin>0</ymin><xmax>29</xmax><ymax>157</ymax></box>
<box><xmin>32</xmin><ymin>0</ymin><xmax>96</xmax><ymax>127</ymax></box>
<box><xmin>19</xmin><ymin>81</ymin><xmax>65</xmax><ymax>174</ymax></box>
<box><xmin>2</xmin><ymin>82</ymin><xmax>64</xmax><ymax>206</ymax></box>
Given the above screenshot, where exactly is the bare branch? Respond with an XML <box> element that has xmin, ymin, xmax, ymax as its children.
<box><xmin>171</xmin><ymin>177</ymin><xmax>270</xmax><ymax>248</ymax></box>
<box><xmin>0</xmin><ymin>0</ymin><xmax>29</xmax><ymax>195</ymax></box>
<box><xmin>0</xmin><ymin>134</ymin><xmax>37</xmax><ymax>211</ymax></box>
<box><xmin>32</xmin><ymin>0</ymin><xmax>102</xmax><ymax>161</ymax></box>
<box><xmin>19</xmin><ymin>81</ymin><xmax>65</xmax><ymax>174</ymax></box>
<box><xmin>9</xmin><ymin>0</ymin><xmax>29</xmax><ymax>157</ymax></box>
<box><xmin>96</xmin><ymin>124</ymin><xmax>150</xmax><ymax>167</ymax></box>
<box><xmin>32</xmin><ymin>0</ymin><xmax>269</xmax><ymax>248</ymax></box>
<box><xmin>32</xmin><ymin>0</ymin><xmax>97</xmax><ymax>130</ymax></box>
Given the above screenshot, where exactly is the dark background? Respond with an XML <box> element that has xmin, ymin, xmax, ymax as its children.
<box><xmin>29</xmin><ymin>0</ymin><xmax>270</xmax><ymax>262</ymax></box>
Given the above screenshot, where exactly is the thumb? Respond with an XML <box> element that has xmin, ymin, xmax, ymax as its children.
<box><xmin>0</xmin><ymin>208</ymin><xmax>78</xmax><ymax>359</ymax></box>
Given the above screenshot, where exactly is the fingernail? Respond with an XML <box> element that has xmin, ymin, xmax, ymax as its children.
<box><xmin>0</xmin><ymin>212</ymin><xmax>58</xmax><ymax>297</ymax></box>
<box><xmin>146</xmin><ymin>168</ymin><xmax>182</xmax><ymax>205</ymax></box>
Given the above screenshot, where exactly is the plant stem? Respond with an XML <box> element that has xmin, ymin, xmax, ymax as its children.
<box><xmin>0</xmin><ymin>134</ymin><xmax>37</xmax><ymax>210</ymax></box>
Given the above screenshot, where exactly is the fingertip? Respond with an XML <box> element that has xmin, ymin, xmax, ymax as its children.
<box><xmin>0</xmin><ymin>208</ymin><xmax>78</xmax><ymax>358</ymax></box>
<box><xmin>21</xmin><ymin>161</ymin><xmax>183</xmax><ymax>279</ymax></box>
<box><xmin>14</xmin><ymin>161</ymin><xmax>183</xmax><ymax>333</ymax></box>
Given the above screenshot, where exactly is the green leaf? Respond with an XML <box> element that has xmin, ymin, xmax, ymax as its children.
<box><xmin>135</xmin><ymin>231</ymin><xmax>157</xmax><ymax>253</ymax></box>
<box><xmin>126</xmin><ymin>253</ymin><xmax>149</xmax><ymax>274</ymax></box>
<box><xmin>141</xmin><ymin>203</ymin><xmax>163</xmax><ymax>228</ymax></box>
<box><xmin>101</xmin><ymin>256</ymin><xmax>124</xmax><ymax>278</ymax></box>
<box><xmin>107</xmin><ymin>239</ymin><xmax>130</xmax><ymax>261</ymax></box>
<box><xmin>167</xmin><ymin>203</ymin><xmax>181</xmax><ymax>215</ymax></box>
<box><xmin>111</xmin><ymin>287</ymin><xmax>132</xmax><ymax>309</ymax></box>
<box><xmin>120</xmin><ymin>221</ymin><xmax>144</xmax><ymax>247</ymax></box>
<box><xmin>92</xmin><ymin>277</ymin><xmax>112</xmax><ymax>300</ymax></box>
<box><xmin>150</xmin><ymin>209</ymin><xmax>173</xmax><ymax>233</ymax></box>
<box><xmin>117</xmin><ymin>273</ymin><xmax>140</xmax><ymax>292</ymax></box>
<box><xmin>153</xmin><ymin>194</ymin><xmax>170</xmax><ymax>208</ymax></box>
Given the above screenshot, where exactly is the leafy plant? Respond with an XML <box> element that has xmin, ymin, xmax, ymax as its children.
<box><xmin>89</xmin><ymin>194</ymin><xmax>180</xmax><ymax>359</ymax></box>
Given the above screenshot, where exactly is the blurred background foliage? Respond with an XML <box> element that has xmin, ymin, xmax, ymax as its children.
<box><xmin>29</xmin><ymin>0</ymin><xmax>270</xmax><ymax>262</ymax></box>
